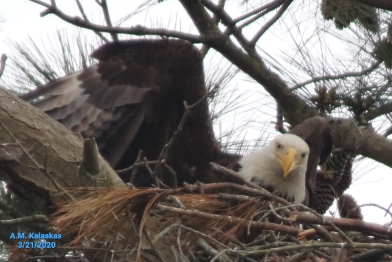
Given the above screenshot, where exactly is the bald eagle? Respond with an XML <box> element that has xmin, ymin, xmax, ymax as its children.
<box><xmin>240</xmin><ymin>134</ymin><xmax>309</xmax><ymax>203</ymax></box>
<box><xmin>21</xmin><ymin>39</ymin><xmax>332</xmax><ymax>205</ymax></box>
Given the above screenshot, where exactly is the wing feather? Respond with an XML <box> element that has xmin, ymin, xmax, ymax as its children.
<box><xmin>21</xmin><ymin>39</ymin><xmax>222</xmax><ymax>186</ymax></box>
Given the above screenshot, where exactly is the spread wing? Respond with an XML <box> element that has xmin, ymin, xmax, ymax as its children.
<box><xmin>21</xmin><ymin>39</ymin><xmax>221</xmax><ymax>186</ymax></box>
<box><xmin>289</xmin><ymin>116</ymin><xmax>333</xmax><ymax>206</ymax></box>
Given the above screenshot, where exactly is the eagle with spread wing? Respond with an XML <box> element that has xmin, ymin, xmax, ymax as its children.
<box><xmin>21</xmin><ymin>39</ymin><xmax>333</xmax><ymax>206</ymax></box>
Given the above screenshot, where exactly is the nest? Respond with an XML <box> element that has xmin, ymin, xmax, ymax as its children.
<box><xmin>50</xmin><ymin>176</ymin><xmax>392</xmax><ymax>262</ymax></box>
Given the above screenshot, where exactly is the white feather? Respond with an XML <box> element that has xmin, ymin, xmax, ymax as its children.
<box><xmin>239</xmin><ymin>134</ymin><xmax>309</xmax><ymax>203</ymax></box>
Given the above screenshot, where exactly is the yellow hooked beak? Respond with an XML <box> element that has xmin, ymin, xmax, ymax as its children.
<box><xmin>280</xmin><ymin>148</ymin><xmax>297</xmax><ymax>177</ymax></box>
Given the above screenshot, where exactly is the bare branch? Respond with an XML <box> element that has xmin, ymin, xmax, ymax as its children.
<box><xmin>30</xmin><ymin>0</ymin><xmax>204</xmax><ymax>42</ymax></box>
<box><xmin>156</xmin><ymin>203</ymin><xmax>301</xmax><ymax>235</ymax></box>
<box><xmin>98</xmin><ymin>0</ymin><xmax>118</xmax><ymax>41</ymax></box>
<box><xmin>0</xmin><ymin>215</ymin><xmax>49</xmax><ymax>226</ymax></box>
<box><xmin>200</xmin><ymin>0</ymin><xmax>259</xmax><ymax>59</ymax></box>
<box><xmin>294</xmin><ymin>212</ymin><xmax>392</xmax><ymax>237</ymax></box>
<box><xmin>143</xmin><ymin>157</ymin><xmax>158</xmax><ymax>187</ymax></box>
<box><xmin>249</xmin><ymin>0</ymin><xmax>293</xmax><ymax>48</ymax></box>
<box><xmin>232</xmin><ymin>0</ymin><xmax>285</xmax><ymax>25</ymax></box>
<box><xmin>179</xmin><ymin>0</ymin><xmax>314</xmax><ymax>125</ymax></box>
<box><xmin>356</xmin><ymin>203</ymin><xmax>392</xmax><ymax>226</ymax></box>
<box><xmin>74</xmin><ymin>0</ymin><xmax>109</xmax><ymax>42</ymax></box>
<box><xmin>228</xmin><ymin>242</ymin><xmax>392</xmax><ymax>256</ymax></box>
<box><xmin>291</xmin><ymin>61</ymin><xmax>382</xmax><ymax>90</ymax></box>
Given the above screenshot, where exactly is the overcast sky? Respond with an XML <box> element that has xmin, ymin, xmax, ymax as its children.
<box><xmin>1</xmin><ymin>0</ymin><xmax>391</xmax><ymax>225</ymax></box>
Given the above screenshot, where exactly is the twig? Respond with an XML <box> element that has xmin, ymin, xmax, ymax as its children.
<box><xmin>143</xmin><ymin>228</ymin><xmax>164</xmax><ymax>262</ymax></box>
<box><xmin>249</xmin><ymin>0</ymin><xmax>293</xmax><ymax>47</ymax></box>
<box><xmin>237</xmin><ymin>0</ymin><xmax>284</xmax><ymax>30</ymax></box>
<box><xmin>30</xmin><ymin>0</ymin><xmax>204</xmax><ymax>42</ymax></box>
<box><xmin>0</xmin><ymin>199</ymin><xmax>54</xmax><ymax>234</ymax></box>
<box><xmin>130</xmin><ymin>150</ymin><xmax>144</xmax><ymax>184</ymax></box>
<box><xmin>218</xmin><ymin>193</ymin><xmax>258</xmax><ymax>203</ymax></box>
<box><xmin>74</xmin><ymin>0</ymin><xmax>109</xmax><ymax>42</ymax></box>
<box><xmin>211</xmin><ymin>227</ymin><xmax>247</xmax><ymax>250</ymax></box>
<box><xmin>294</xmin><ymin>205</ymin><xmax>354</xmax><ymax>246</ymax></box>
<box><xmin>153</xmin><ymin>223</ymin><xmax>228</xmax><ymax>251</ymax></box>
<box><xmin>291</xmin><ymin>61</ymin><xmax>381</xmax><ymax>90</ymax></box>
<box><xmin>269</xmin><ymin>203</ymin><xmax>295</xmax><ymax>222</ymax></box>
<box><xmin>0</xmin><ymin>54</ymin><xmax>7</xmax><ymax>79</ymax></box>
<box><xmin>156</xmin><ymin>204</ymin><xmax>301</xmax><ymax>235</ymax></box>
<box><xmin>162</xmin><ymin>161</ymin><xmax>177</xmax><ymax>188</ymax></box>
<box><xmin>355</xmin><ymin>203</ymin><xmax>392</xmax><ymax>226</ymax></box>
<box><xmin>226</xmin><ymin>242</ymin><xmax>392</xmax><ymax>256</ymax></box>
<box><xmin>199</xmin><ymin>239</ymin><xmax>233</xmax><ymax>262</ymax></box>
<box><xmin>232</xmin><ymin>0</ymin><xmax>285</xmax><ymax>24</ymax></box>
<box><xmin>386</xmin><ymin>203</ymin><xmax>392</xmax><ymax>218</ymax></box>
<box><xmin>116</xmin><ymin>160</ymin><xmax>159</xmax><ymax>175</ymax></box>
<box><xmin>153</xmin><ymin>91</ymin><xmax>212</xmax><ymax>187</ymax></box>
<box><xmin>350</xmin><ymin>249</ymin><xmax>385</xmax><ymax>261</ymax></box>
<box><xmin>294</xmin><ymin>212</ymin><xmax>392</xmax><ymax>238</ymax></box>
<box><xmin>200</xmin><ymin>0</ymin><xmax>261</xmax><ymax>60</ymax></box>
<box><xmin>143</xmin><ymin>157</ymin><xmax>158</xmax><ymax>187</ymax></box>
<box><xmin>308</xmin><ymin>224</ymin><xmax>336</xmax><ymax>242</ymax></box>
<box><xmin>313</xmin><ymin>250</ymin><xmax>332</xmax><ymax>261</ymax></box>
<box><xmin>0</xmin><ymin>215</ymin><xmax>49</xmax><ymax>226</ymax></box>
<box><xmin>152</xmin><ymin>101</ymin><xmax>190</xmax><ymax>186</ymax></box>
<box><xmin>165</xmin><ymin>195</ymin><xmax>186</xmax><ymax>209</ymax></box>
<box><xmin>209</xmin><ymin>162</ymin><xmax>261</xmax><ymax>190</ymax></box>
<box><xmin>97</xmin><ymin>0</ymin><xmax>118</xmax><ymax>41</ymax></box>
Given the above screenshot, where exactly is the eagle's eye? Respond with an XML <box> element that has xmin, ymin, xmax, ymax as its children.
<box><xmin>276</xmin><ymin>143</ymin><xmax>283</xmax><ymax>150</ymax></box>
<box><xmin>301</xmin><ymin>153</ymin><xmax>307</xmax><ymax>158</ymax></box>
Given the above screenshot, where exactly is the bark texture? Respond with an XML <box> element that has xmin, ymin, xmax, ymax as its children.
<box><xmin>0</xmin><ymin>88</ymin><xmax>124</xmax><ymax>214</ymax></box>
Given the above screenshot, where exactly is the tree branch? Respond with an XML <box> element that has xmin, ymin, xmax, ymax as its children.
<box><xmin>180</xmin><ymin>0</ymin><xmax>315</xmax><ymax>125</ymax></box>
<box><xmin>330</xmin><ymin>118</ymin><xmax>392</xmax><ymax>169</ymax></box>
<box><xmin>294</xmin><ymin>212</ymin><xmax>392</xmax><ymax>237</ymax></box>
<box><xmin>363</xmin><ymin>101</ymin><xmax>392</xmax><ymax>121</ymax></box>
<box><xmin>291</xmin><ymin>61</ymin><xmax>381</xmax><ymax>90</ymax></box>
<box><xmin>74</xmin><ymin>0</ymin><xmax>109</xmax><ymax>42</ymax></box>
<box><xmin>156</xmin><ymin>203</ymin><xmax>301</xmax><ymax>235</ymax></box>
<box><xmin>29</xmin><ymin>0</ymin><xmax>204</xmax><ymax>42</ymax></box>
<box><xmin>229</xmin><ymin>242</ymin><xmax>392</xmax><ymax>256</ymax></box>
<box><xmin>249</xmin><ymin>0</ymin><xmax>293</xmax><ymax>47</ymax></box>
<box><xmin>97</xmin><ymin>0</ymin><xmax>118</xmax><ymax>41</ymax></box>
<box><xmin>232</xmin><ymin>0</ymin><xmax>285</xmax><ymax>25</ymax></box>
<box><xmin>0</xmin><ymin>214</ymin><xmax>49</xmax><ymax>226</ymax></box>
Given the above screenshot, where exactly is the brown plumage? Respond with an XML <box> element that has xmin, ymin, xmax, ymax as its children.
<box><xmin>338</xmin><ymin>194</ymin><xmax>363</xmax><ymax>220</ymax></box>
<box><xmin>21</xmin><ymin>39</ymin><xmax>333</xmax><ymax>206</ymax></box>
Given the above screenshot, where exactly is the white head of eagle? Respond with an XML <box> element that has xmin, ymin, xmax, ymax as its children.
<box><xmin>239</xmin><ymin>134</ymin><xmax>309</xmax><ymax>203</ymax></box>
